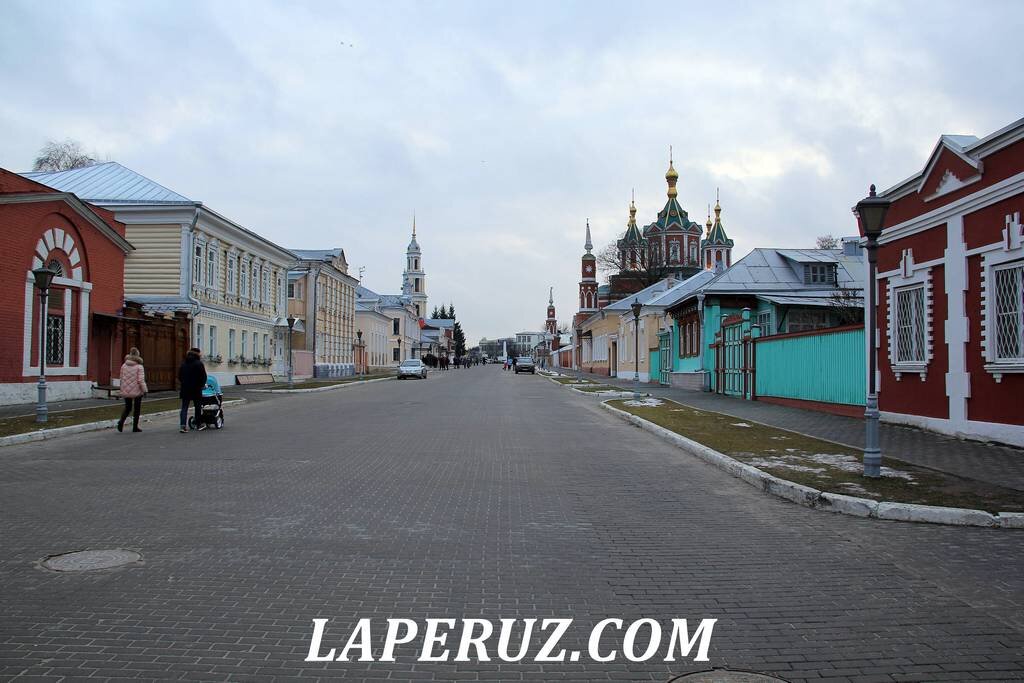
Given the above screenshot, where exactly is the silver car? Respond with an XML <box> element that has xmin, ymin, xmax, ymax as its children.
<box><xmin>397</xmin><ymin>358</ymin><xmax>427</xmax><ymax>379</ymax></box>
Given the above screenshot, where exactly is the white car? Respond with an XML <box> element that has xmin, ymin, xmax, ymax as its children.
<box><xmin>397</xmin><ymin>358</ymin><xmax>427</xmax><ymax>379</ymax></box>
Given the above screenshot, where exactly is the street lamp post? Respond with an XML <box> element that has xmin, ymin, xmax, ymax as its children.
<box><xmin>855</xmin><ymin>184</ymin><xmax>890</xmax><ymax>478</ymax></box>
<box><xmin>287</xmin><ymin>314</ymin><xmax>296</xmax><ymax>389</ymax></box>
<box><xmin>32</xmin><ymin>265</ymin><xmax>58</xmax><ymax>423</ymax></box>
<box><xmin>356</xmin><ymin>329</ymin><xmax>364</xmax><ymax>378</ymax></box>
<box><xmin>631</xmin><ymin>298</ymin><xmax>642</xmax><ymax>400</ymax></box>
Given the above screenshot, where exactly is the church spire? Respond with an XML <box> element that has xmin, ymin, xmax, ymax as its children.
<box><xmin>412</xmin><ymin>211</ymin><xmax>416</xmax><ymax>238</ymax></box>
<box><xmin>666</xmin><ymin>146</ymin><xmax>679</xmax><ymax>199</ymax></box>
<box><xmin>706</xmin><ymin>203</ymin><xmax>713</xmax><ymax>234</ymax></box>
<box><xmin>584</xmin><ymin>219</ymin><xmax>593</xmax><ymax>254</ymax></box>
<box><xmin>549</xmin><ymin>286</ymin><xmax>553</xmax><ymax>305</ymax></box>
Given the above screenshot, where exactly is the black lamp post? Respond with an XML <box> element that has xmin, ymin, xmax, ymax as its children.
<box><xmin>286</xmin><ymin>314</ymin><xmax>296</xmax><ymax>388</ymax></box>
<box><xmin>356</xmin><ymin>329</ymin><xmax>364</xmax><ymax>377</ymax></box>
<box><xmin>855</xmin><ymin>183</ymin><xmax>890</xmax><ymax>478</ymax></box>
<box><xmin>32</xmin><ymin>264</ymin><xmax>58</xmax><ymax>423</ymax></box>
<box><xmin>631</xmin><ymin>297</ymin><xmax>643</xmax><ymax>400</ymax></box>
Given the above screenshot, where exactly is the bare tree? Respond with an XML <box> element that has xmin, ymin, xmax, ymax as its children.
<box><xmin>816</xmin><ymin>234</ymin><xmax>839</xmax><ymax>250</ymax></box>
<box><xmin>32</xmin><ymin>139</ymin><xmax>98</xmax><ymax>172</ymax></box>
<box><xmin>828</xmin><ymin>287</ymin><xmax>864</xmax><ymax>325</ymax></box>
<box><xmin>595</xmin><ymin>241</ymin><xmax>678</xmax><ymax>289</ymax></box>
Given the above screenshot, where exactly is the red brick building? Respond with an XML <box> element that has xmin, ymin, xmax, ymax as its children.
<box><xmin>0</xmin><ymin>168</ymin><xmax>132</xmax><ymax>403</ymax></box>
<box><xmin>869</xmin><ymin>118</ymin><xmax>1024</xmax><ymax>446</ymax></box>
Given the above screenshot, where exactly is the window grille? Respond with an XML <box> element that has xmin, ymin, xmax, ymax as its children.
<box><xmin>895</xmin><ymin>286</ymin><xmax>926</xmax><ymax>363</ymax></box>
<box><xmin>47</xmin><ymin>259</ymin><xmax>64</xmax><ymax>277</ymax></box>
<box><xmin>994</xmin><ymin>262</ymin><xmax>1024</xmax><ymax>361</ymax></box>
<box><xmin>46</xmin><ymin>314</ymin><xmax>64</xmax><ymax>365</ymax></box>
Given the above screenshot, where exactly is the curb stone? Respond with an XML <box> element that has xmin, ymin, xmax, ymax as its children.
<box><xmin>249</xmin><ymin>377</ymin><xmax>393</xmax><ymax>394</ymax></box>
<box><xmin>600</xmin><ymin>399</ymin><xmax>1019</xmax><ymax>529</ymax></box>
<box><xmin>0</xmin><ymin>399</ymin><xmax>247</xmax><ymax>449</ymax></box>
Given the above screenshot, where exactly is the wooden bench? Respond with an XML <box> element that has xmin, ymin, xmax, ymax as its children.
<box><xmin>235</xmin><ymin>373</ymin><xmax>274</xmax><ymax>386</ymax></box>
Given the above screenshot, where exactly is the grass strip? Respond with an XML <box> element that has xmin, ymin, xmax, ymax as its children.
<box><xmin>0</xmin><ymin>397</ymin><xmax>185</xmax><ymax>437</ymax></box>
<box><xmin>608</xmin><ymin>398</ymin><xmax>1024</xmax><ymax>513</ymax></box>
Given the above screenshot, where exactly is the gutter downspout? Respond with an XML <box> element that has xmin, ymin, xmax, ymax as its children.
<box><xmin>186</xmin><ymin>204</ymin><xmax>202</xmax><ymax>333</ymax></box>
<box><xmin>697</xmin><ymin>292</ymin><xmax>707</xmax><ymax>391</ymax></box>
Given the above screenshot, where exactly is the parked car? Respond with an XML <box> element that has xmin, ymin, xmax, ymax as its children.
<box><xmin>514</xmin><ymin>356</ymin><xmax>536</xmax><ymax>374</ymax></box>
<box><xmin>397</xmin><ymin>358</ymin><xmax>428</xmax><ymax>379</ymax></box>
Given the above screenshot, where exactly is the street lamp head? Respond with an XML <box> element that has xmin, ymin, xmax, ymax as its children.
<box><xmin>630</xmin><ymin>297</ymin><xmax>642</xmax><ymax>321</ymax></box>
<box><xmin>286</xmin><ymin>314</ymin><xmax>296</xmax><ymax>331</ymax></box>
<box><xmin>855</xmin><ymin>183</ymin><xmax>890</xmax><ymax>241</ymax></box>
<box><xmin>357</xmin><ymin>329</ymin><xmax>363</xmax><ymax>341</ymax></box>
<box><xmin>32</xmin><ymin>263</ymin><xmax>58</xmax><ymax>291</ymax></box>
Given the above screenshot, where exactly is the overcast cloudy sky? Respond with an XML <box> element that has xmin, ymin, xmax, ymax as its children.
<box><xmin>2</xmin><ymin>1</ymin><xmax>1022</xmax><ymax>342</ymax></box>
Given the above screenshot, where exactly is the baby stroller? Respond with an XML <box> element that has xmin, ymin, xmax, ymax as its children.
<box><xmin>189</xmin><ymin>376</ymin><xmax>225</xmax><ymax>430</ymax></box>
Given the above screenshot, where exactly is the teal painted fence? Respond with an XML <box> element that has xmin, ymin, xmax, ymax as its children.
<box><xmin>754</xmin><ymin>325</ymin><xmax>865</xmax><ymax>406</ymax></box>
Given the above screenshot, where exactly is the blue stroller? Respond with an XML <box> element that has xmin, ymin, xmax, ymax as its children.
<box><xmin>189</xmin><ymin>376</ymin><xmax>225</xmax><ymax>430</ymax></box>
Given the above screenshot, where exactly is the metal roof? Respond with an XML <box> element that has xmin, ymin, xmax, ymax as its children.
<box><xmin>644</xmin><ymin>270</ymin><xmax>716</xmax><ymax>308</ymax></box>
<box><xmin>702</xmin><ymin>248</ymin><xmax>864</xmax><ymax>294</ymax></box>
<box><xmin>292</xmin><ymin>248</ymin><xmax>344</xmax><ymax>261</ymax></box>
<box><xmin>758</xmin><ymin>294</ymin><xmax>861</xmax><ymax>307</ymax></box>
<box><xmin>603</xmin><ymin>279</ymin><xmax>677</xmax><ymax>311</ymax></box>
<box><xmin>22</xmin><ymin>162</ymin><xmax>193</xmax><ymax>204</ymax></box>
<box><xmin>775</xmin><ymin>249</ymin><xmax>840</xmax><ymax>264</ymax></box>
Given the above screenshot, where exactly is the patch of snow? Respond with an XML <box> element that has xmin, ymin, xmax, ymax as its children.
<box><xmin>748</xmin><ymin>456</ymin><xmax>827</xmax><ymax>474</ymax></box>
<box><xmin>806</xmin><ymin>453</ymin><xmax>915</xmax><ymax>480</ymax></box>
<box><xmin>623</xmin><ymin>398</ymin><xmax>664</xmax><ymax>407</ymax></box>
<box><xmin>731</xmin><ymin>422</ymin><xmax>752</xmax><ymax>428</ymax></box>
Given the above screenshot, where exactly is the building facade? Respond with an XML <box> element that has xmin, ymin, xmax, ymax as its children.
<box><xmin>289</xmin><ymin>249</ymin><xmax>359</xmax><ymax>374</ymax></box>
<box><xmin>355</xmin><ymin>301</ymin><xmax>392</xmax><ymax>370</ymax></box>
<box><xmin>867</xmin><ymin>118</ymin><xmax>1024</xmax><ymax>446</ymax></box>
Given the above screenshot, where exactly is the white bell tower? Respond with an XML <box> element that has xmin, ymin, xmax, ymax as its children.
<box><xmin>404</xmin><ymin>214</ymin><xmax>428</xmax><ymax>319</ymax></box>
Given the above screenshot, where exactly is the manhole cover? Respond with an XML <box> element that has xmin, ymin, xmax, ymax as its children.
<box><xmin>670</xmin><ymin>670</ymin><xmax>790</xmax><ymax>683</ymax></box>
<box><xmin>41</xmin><ymin>549</ymin><xmax>141</xmax><ymax>572</ymax></box>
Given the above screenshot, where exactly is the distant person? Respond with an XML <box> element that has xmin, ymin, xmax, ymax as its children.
<box><xmin>178</xmin><ymin>348</ymin><xmax>207</xmax><ymax>433</ymax></box>
<box><xmin>117</xmin><ymin>347</ymin><xmax>148</xmax><ymax>433</ymax></box>
<box><xmin>511</xmin><ymin>356</ymin><xmax>518</xmax><ymax>371</ymax></box>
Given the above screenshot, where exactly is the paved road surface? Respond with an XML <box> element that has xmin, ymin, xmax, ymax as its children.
<box><xmin>2</xmin><ymin>368</ymin><xmax>1023</xmax><ymax>681</ymax></box>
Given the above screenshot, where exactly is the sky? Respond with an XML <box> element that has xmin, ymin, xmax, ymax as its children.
<box><xmin>2</xmin><ymin>0</ymin><xmax>1023</xmax><ymax>343</ymax></box>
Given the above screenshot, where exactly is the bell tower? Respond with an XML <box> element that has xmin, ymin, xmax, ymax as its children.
<box><xmin>546</xmin><ymin>287</ymin><xmax>559</xmax><ymax>351</ymax></box>
<box><xmin>404</xmin><ymin>214</ymin><xmax>428</xmax><ymax>318</ymax></box>
<box><xmin>578</xmin><ymin>220</ymin><xmax>598</xmax><ymax>313</ymax></box>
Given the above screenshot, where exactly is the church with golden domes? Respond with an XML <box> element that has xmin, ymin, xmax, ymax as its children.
<box><xmin>595</xmin><ymin>150</ymin><xmax>733</xmax><ymax>308</ymax></box>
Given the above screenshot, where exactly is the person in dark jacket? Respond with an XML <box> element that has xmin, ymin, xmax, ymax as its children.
<box><xmin>178</xmin><ymin>348</ymin><xmax>208</xmax><ymax>433</ymax></box>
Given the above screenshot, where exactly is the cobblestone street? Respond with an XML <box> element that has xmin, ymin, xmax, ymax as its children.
<box><xmin>2</xmin><ymin>367</ymin><xmax>1023</xmax><ymax>681</ymax></box>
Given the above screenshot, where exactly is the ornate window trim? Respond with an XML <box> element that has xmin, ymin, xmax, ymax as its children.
<box><xmin>981</xmin><ymin>211</ymin><xmax>1024</xmax><ymax>382</ymax></box>
<box><xmin>885</xmin><ymin>248</ymin><xmax>934</xmax><ymax>380</ymax></box>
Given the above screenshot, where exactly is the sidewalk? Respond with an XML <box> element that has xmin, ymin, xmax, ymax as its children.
<box><xmin>572</xmin><ymin>370</ymin><xmax>1024</xmax><ymax>492</ymax></box>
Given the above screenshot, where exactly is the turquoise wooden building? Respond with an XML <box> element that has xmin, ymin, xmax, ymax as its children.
<box><xmin>663</xmin><ymin>239</ymin><xmax>868</xmax><ymax>414</ymax></box>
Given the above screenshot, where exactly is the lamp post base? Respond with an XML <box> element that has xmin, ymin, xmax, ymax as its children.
<box><xmin>35</xmin><ymin>377</ymin><xmax>47</xmax><ymax>423</ymax></box>
<box><xmin>863</xmin><ymin>392</ymin><xmax>881</xmax><ymax>478</ymax></box>
<box><xmin>633</xmin><ymin>373</ymin><xmax>640</xmax><ymax>400</ymax></box>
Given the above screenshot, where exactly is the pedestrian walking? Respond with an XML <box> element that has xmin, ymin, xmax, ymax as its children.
<box><xmin>178</xmin><ymin>348</ymin><xmax>208</xmax><ymax>433</ymax></box>
<box><xmin>117</xmin><ymin>347</ymin><xmax>148</xmax><ymax>433</ymax></box>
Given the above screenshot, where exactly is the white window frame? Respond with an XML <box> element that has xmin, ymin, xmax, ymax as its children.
<box><xmin>193</xmin><ymin>241</ymin><xmax>204</xmax><ymax>285</ymax></box>
<box><xmin>240</xmin><ymin>259</ymin><xmax>250</xmax><ymax>299</ymax></box>
<box><xmin>209</xmin><ymin>325</ymin><xmax>217</xmax><ymax>358</ymax></box>
<box><xmin>228</xmin><ymin>328</ymin><xmax>236</xmax><ymax>359</ymax></box>
<box><xmin>226</xmin><ymin>253</ymin><xmax>237</xmax><ymax>295</ymax></box>
<box><xmin>981</xmin><ymin>211</ymin><xmax>1024</xmax><ymax>381</ymax></box>
<box><xmin>886</xmin><ymin>259</ymin><xmax>933</xmax><ymax>380</ymax></box>
<box><xmin>206</xmin><ymin>246</ymin><xmax>216</xmax><ymax>288</ymax></box>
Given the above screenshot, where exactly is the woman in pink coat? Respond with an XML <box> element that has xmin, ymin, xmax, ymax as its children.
<box><xmin>118</xmin><ymin>347</ymin><xmax>148</xmax><ymax>433</ymax></box>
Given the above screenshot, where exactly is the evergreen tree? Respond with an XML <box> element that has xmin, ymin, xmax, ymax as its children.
<box><xmin>438</xmin><ymin>304</ymin><xmax>449</xmax><ymax>319</ymax></box>
<box><xmin>431</xmin><ymin>306</ymin><xmax>440</xmax><ymax>319</ymax></box>
<box><xmin>453</xmin><ymin>321</ymin><xmax>467</xmax><ymax>357</ymax></box>
<box><xmin>448</xmin><ymin>303</ymin><xmax>456</xmax><ymax>320</ymax></box>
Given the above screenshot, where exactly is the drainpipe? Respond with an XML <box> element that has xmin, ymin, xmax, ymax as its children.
<box><xmin>185</xmin><ymin>205</ymin><xmax>202</xmax><ymax>336</ymax></box>
<box><xmin>697</xmin><ymin>292</ymin><xmax>707</xmax><ymax>391</ymax></box>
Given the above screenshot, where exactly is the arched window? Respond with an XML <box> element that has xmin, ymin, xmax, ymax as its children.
<box><xmin>47</xmin><ymin>259</ymin><xmax>64</xmax><ymax>277</ymax></box>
